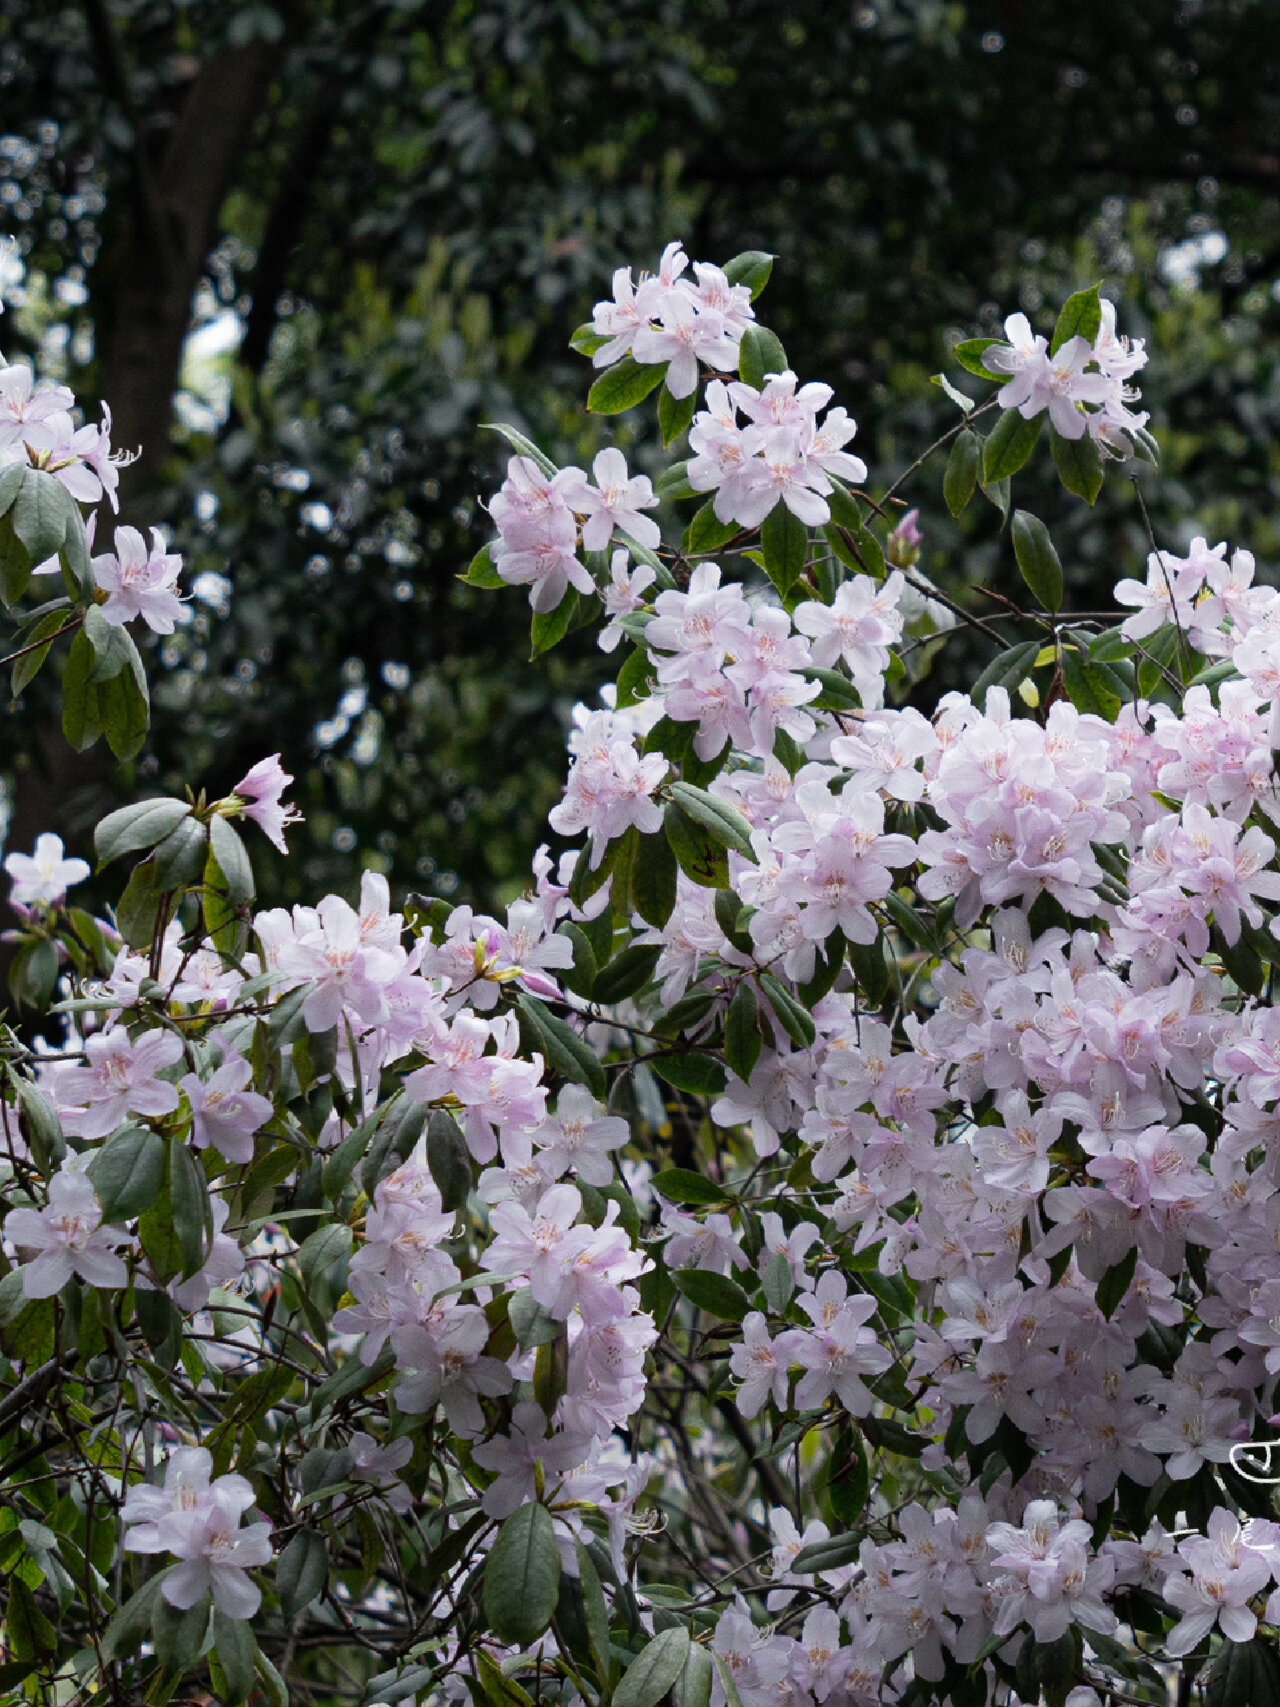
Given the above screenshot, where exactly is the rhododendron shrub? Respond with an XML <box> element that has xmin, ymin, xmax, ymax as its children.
<box><xmin>3</xmin><ymin>245</ymin><xmax>1280</xmax><ymax>1707</ymax></box>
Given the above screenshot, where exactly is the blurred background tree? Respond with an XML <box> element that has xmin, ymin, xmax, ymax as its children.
<box><xmin>1</xmin><ymin>0</ymin><xmax>1277</xmax><ymax>916</ymax></box>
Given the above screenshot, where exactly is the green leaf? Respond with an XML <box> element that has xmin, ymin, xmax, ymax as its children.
<box><xmin>463</xmin><ymin>542</ymin><xmax>505</xmax><ymax>588</ymax></box>
<box><xmin>481</xmin><ymin>422</ymin><xmax>558</xmax><ymax>478</ymax></box>
<box><xmin>1011</xmin><ymin>510</ymin><xmax>1064</xmax><ymax>613</ymax></box>
<box><xmin>61</xmin><ymin>630</ymin><xmax>101</xmax><ymax>751</ymax></box>
<box><xmin>952</xmin><ymin>336</ymin><xmax>1008</xmax><ymax>383</ymax></box>
<box><xmin>276</xmin><ymin>1530</ymin><xmax>328</xmax><ymax>1621</ymax></box>
<box><xmin>722</xmin><ymin>251</ymin><xmax>774</xmax><ymax>300</ymax></box>
<box><xmin>1050</xmin><ymin>426</ymin><xmax>1105</xmax><ymax>505</ymax></box>
<box><xmin>1050</xmin><ymin>283</ymin><xmax>1102</xmax><ymax>356</ymax></box>
<box><xmin>614</xmin><ymin>1628</ymin><xmax>691</xmax><ymax>1707</ymax></box>
<box><xmin>0</xmin><ymin>461</ymin><xmax>24</xmax><ymax>519</ymax></box>
<box><xmin>516</xmin><ymin>994</ymin><xmax>606</xmax><ymax>1098</ymax></box>
<box><xmin>665</xmin><ymin>800</ymin><xmax>728</xmax><ymax>890</ymax></box>
<box><xmin>982</xmin><ymin>409</ymin><xmax>1042</xmax><ymax>484</ymax></box>
<box><xmin>83</xmin><ymin>604</ymin><xmax>133</xmax><ymax>681</ymax></box>
<box><xmin>760</xmin><ymin>503</ymin><xmax>808</xmax><ymax>595</ymax></box>
<box><xmin>115</xmin><ymin>859</ymin><xmax>162</xmax><ymax>951</ymax></box>
<box><xmin>649</xmin><ymin>1168</ymin><xmax>727</xmax><ymax>1207</ymax></box>
<box><xmin>651</xmin><ymin>1052</ymin><xmax>726</xmax><ymax>1097</ymax></box>
<box><xmin>943</xmin><ymin>429</ymin><xmax>981</xmax><ymax>517</ymax></box>
<box><xmin>169</xmin><ymin>1137</ymin><xmax>213</xmax><ymax>1278</ymax></box>
<box><xmin>5</xmin><ymin>1576</ymin><xmax>57</xmax><ymax>1661</ymax></box>
<box><xmin>212</xmin><ymin>1609</ymin><xmax>258</xmax><ymax>1705</ymax></box>
<box><xmin>152</xmin><ymin>814</ymin><xmax>211</xmax><ymax>892</ymax></box>
<box><xmin>1095</xmin><ymin>1245</ymin><xmax>1139</xmax><ymax>1321</ymax></box>
<box><xmin>1062</xmin><ymin>643</ymin><xmax>1122</xmax><ymax>722</ymax></box>
<box><xmin>101</xmin><ymin>1573</ymin><xmax>167</xmax><ymax>1663</ymax></box>
<box><xmin>15</xmin><ymin>1081</ymin><xmax>65</xmax><ymax>1172</ymax></box>
<box><xmin>684</xmin><ymin>500</ymin><xmax>740</xmax><ymax>556</ymax></box>
<box><xmin>757</xmin><ymin>973</ymin><xmax>816</xmax><ymax>1049</ymax></box>
<box><xmin>483</xmin><ymin>1503</ymin><xmax>561</xmax><ymax>1649</ymax></box>
<box><xmin>803</xmin><ymin>666</ymin><xmax>862</xmax><ymax>711</ymax></box>
<box><xmin>152</xmin><ymin>1592</ymin><xmax>211</xmax><ymax>1671</ymax></box>
<box><xmin>587</xmin><ymin>357</ymin><xmax>668</xmax><ymax>415</ymax></box>
<box><xmin>823</xmin><ymin>1427</ymin><xmax>869</xmax><ymax>1526</ymax></box>
<box><xmin>570</xmin><ymin>322</ymin><xmax>610</xmax><ymax>357</ymax></box>
<box><xmin>11</xmin><ymin>608</ymin><xmax>71</xmax><ymax>698</ymax></box>
<box><xmin>614</xmin><ymin>645</ymin><xmax>654</xmax><ymax>711</ymax></box>
<box><xmin>761</xmin><ymin>1251</ymin><xmax>794</xmax><ymax>1313</ymax></box>
<box><xmin>99</xmin><ymin>635</ymin><xmax>150</xmax><ymax>760</ymax></box>
<box><xmin>530</xmin><ymin>587</ymin><xmax>580</xmax><ymax>657</ymax></box>
<box><xmin>724</xmin><ymin>982</ymin><xmax>762</xmax><ymax>1084</ymax></box>
<box><xmin>421</xmin><ymin>1108</ymin><xmax>471</xmax><ymax>1210</ymax></box>
<box><xmin>792</xmin><ymin>1532</ymin><xmax>863</xmax><ymax>1573</ymax></box>
<box><xmin>971</xmin><ymin>639</ymin><xmax>1042</xmax><ymax>711</ymax></box>
<box><xmin>632</xmin><ymin>827</ymin><xmax>678</xmax><ymax>929</ymax></box>
<box><xmin>509</xmin><ymin>1285</ymin><xmax>562</xmax><ymax>1350</ymax></box>
<box><xmin>575</xmin><ymin>1539</ymin><xmax>614</xmax><ymax>1688</ymax></box>
<box><xmin>738</xmin><ymin>325</ymin><xmax>787</xmax><ymax>391</ymax></box>
<box><xmin>673</xmin><ymin>1646</ymin><xmax>713</xmax><ymax>1707</ymax></box>
<box><xmin>659</xmin><ymin>383</ymin><xmax>698</xmax><ymax>447</ymax></box>
<box><xmin>673</xmin><ymin>1268</ymin><xmax>750</xmax><ymax>1321</ymax></box>
<box><xmin>298</xmin><ymin>1222</ymin><xmax>351</xmax><ymax>1288</ymax></box>
<box><xmin>11</xmin><ymin>468</ymin><xmax>69</xmax><ymax>565</ymax></box>
<box><xmin>210</xmin><ymin>815</ymin><xmax>255</xmax><ymax>903</ymax></box>
<box><xmin>666</xmin><ymin>782</ymin><xmax>756</xmax><ymax>860</ymax></box>
<box><xmin>89</xmin><ymin>1125</ymin><xmax>166</xmax><ymax>1223</ymax></box>
<box><xmin>95</xmin><ymin>798</ymin><xmax>194</xmax><ymax>867</ymax></box>
<box><xmin>592</xmin><ymin>944</ymin><xmax>662</xmax><ymax>1006</ymax></box>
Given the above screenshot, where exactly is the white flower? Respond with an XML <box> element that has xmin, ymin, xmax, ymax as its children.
<box><xmin>4</xmin><ymin>832</ymin><xmax>90</xmax><ymax>908</ymax></box>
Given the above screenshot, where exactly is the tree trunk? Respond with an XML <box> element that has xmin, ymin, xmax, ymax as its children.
<box><xmin>2</xmin><ymin>38</ymin><xmax>282</xmax><ymax>997</ymax></box>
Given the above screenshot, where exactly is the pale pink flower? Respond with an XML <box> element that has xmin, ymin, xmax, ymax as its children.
<box><xmin>93</xmin><ymin>525</ymin><xmax>184</xmax><ymax>633</ymax></box>
<box><xmin>4</xmin><ymin>1165</ymin><xmax>130</xmax><ymax>1297</ymax></box>
<box><xmin>233</xmin><ymin>754</ymin><xmax>302</xmax><ymax>854</ymax></box>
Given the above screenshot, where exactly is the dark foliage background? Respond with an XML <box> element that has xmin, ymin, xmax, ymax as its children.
<box><xmin>1</xmin><ymin>0</ymin><xmax>1277</xmax><ymax>914</ymax></box>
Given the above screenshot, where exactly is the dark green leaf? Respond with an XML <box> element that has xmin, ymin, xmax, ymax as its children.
<box><xmin>516</xmin><ymin>994</ymin><xmax>606</xmax><ymax>1097</ymax></box>
<box><xmin>587</xmin><ymin>357</ymin><xmax>667</xmax><ymax>415</ymax></box>
<box><xmin>114</xmin><ymin>859</ymin><xmax>162</xmax><ymax>951</ymax></box>
<box><xmin>61</xmin><ymin>630</ymin><xmax>101</xmax><ymax>751</ymax></box>
<box><xmin>760</xmin><ymin>502</ymin><xmax>808</xmax><ymax>595</ymax></box>
<box><xmin>738</xmin><ymin>325</ymin><xmax>788</xmax><ymax>391</ymax></box>
<box><xmin>1050</xmin><ymin>426</ymin><xmax>1105</xmax><ymax>505</ymax></box>
<box><xmin>427</xmin><ymin>1109</ymin><xmax>472</xmax><ymax>1210</ymax></box>
<box><xmin>483</xmin><ymin>1502</ymin><xmax>561</xmax><ymax>1648</ymax></box>
<box><xmin>683</xmin><ymin>500</ymin><xmax>739</xmax><ymax>556</ymax></box>
<box><xmin>531</xmin><ymin>588</ymin><xmax>580</xmax><ymax>657</ymax></box>
<box><xmin>982</xmin><ymin>408</ymin><xmax>1043</xmax><ymax>484</ymax></box>
<box><xmin>1096</xmin><ymin>1246</ymin><xmax>1138</xmax><ymax>1321</ymax></box>
<box><xmin>212</xmin><ymin>1609</ymin><xmax>257</xmax><ymax>1704</ymax></box>
<box><xmin>11</xmin><ymin>608</ymin><xmax>71</xmax><ymax>698</ymax></box>
<box><xmin>666</xmin><ymin>782</ymin><xmax>756</xmax><ymax>859</ymax></box>
<box><xmin>169</xmin><ymin>1138</ymin><xmax>212</xmax><ymax>1278</ymax></box>
<box><xmin>758</xmin><ymin>972</ymin><xmax>816</xmax><ymax>1049</ymax></box>
<box><xmin>649</xmin><ymin>1168</ymin><xmax>727</xmax><ymax>1206</ymax></box>
<box><xmin>89</xmin><ymin>1125</ymin><xmax>166</xmax><ymax>1223</ymax></box>
<box><xmin>665</xmin><ymin>800</ymin><xmax>728</xmax><ymax>890</ymax></box>
<box><xmin>722</xmin><ymin>251</ymin><xmax>774</xmax><ymax>300</ymax></box>
<box><xmin>673</xmin><ymin>1268</ymin><xmax>750</xmax><ymax>1321</ymax></box>
<box><xmin>651</xmin><ymin>1052</ymin><xmax>726</xmax><ymax>1097</ymax></box>
<box><xmin>1062</xmin><ymin>644</ymin><xmax>1122</xmax><ymax>721</ymax></box>
<box><xmin>631</xmin><ymin>827</ymin><xmax>678</xmax><ymax>929</ymax></box>
<box><xmin>463</xmin><ymin>542</ymin><xmax>505</xmax><ymax>588</ymax></box>
<box><xmin>659</xmin><ymin>383</ymin><xmax>698</xmax><ymax>446</ymax></box>
<box><xmin>592</xmin><ymin>944</ymin><xmax>662</xmax><ymax>1006</ymax></box>
<box><xmin>724</xmin><ymin>982</ymin><xmax>762</xmax><ymax>1084</ymax></box>
<box><xmin>210</xmin><ymin>815</ymin><xmax>255</xmax><ymax>903</ymax></box>
<box><xmin>1050</xmin><ymin>283</ymin><xmax>1102</xmax><ymax>355</ymax></box>
<box><xmin>276</xmin><ymin>1530</ymin><xmax>328</xmax><ymax>1621</ymax></box>
<box><xmin>952</xmin><ymin>337</ymin><xmax>1008</xmax><ymax>383</ymax></box>
<box><xmin>943</xmin><ymin>429</ymin><xmax>981</xmax><ymax>517</ymax></box>
<box><xmin>1011</xmin><ymin>510</ymin><xmax>1063</xmax><ymax>613</ymax></box>
<box><xmin>151</xmin><ymin>814</ymin><xmax>210</xmax><ymax>892</ymax></box>
<box><xmin>615</xmin><ymin>1628</ymin><xmax>691</xmax><ymax>1707</ymax></box>
<box><xmin>12</xmin><ymin>469</ymin><xmax>69</xmax><ymax>569</ymax></box>
<box><xmin>971</xmin><ymin>639</ymin><xmax>1041</xmax><ymax>711</ymax></box>
<box><xmin>152</xmin><ymin>1592</ymin><xmax>211</xmax><ymax>1671</ymax></box>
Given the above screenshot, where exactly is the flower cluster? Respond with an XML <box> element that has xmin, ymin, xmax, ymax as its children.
<box><xmin>983</xmin><ymin>299</ymin><xmax>1149</xmax><ymax>448</ymax></box>
<box><xmin>590</xmin><ymin>240</ymin><xmax>755</xmax><ymax>397</ymax></box>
